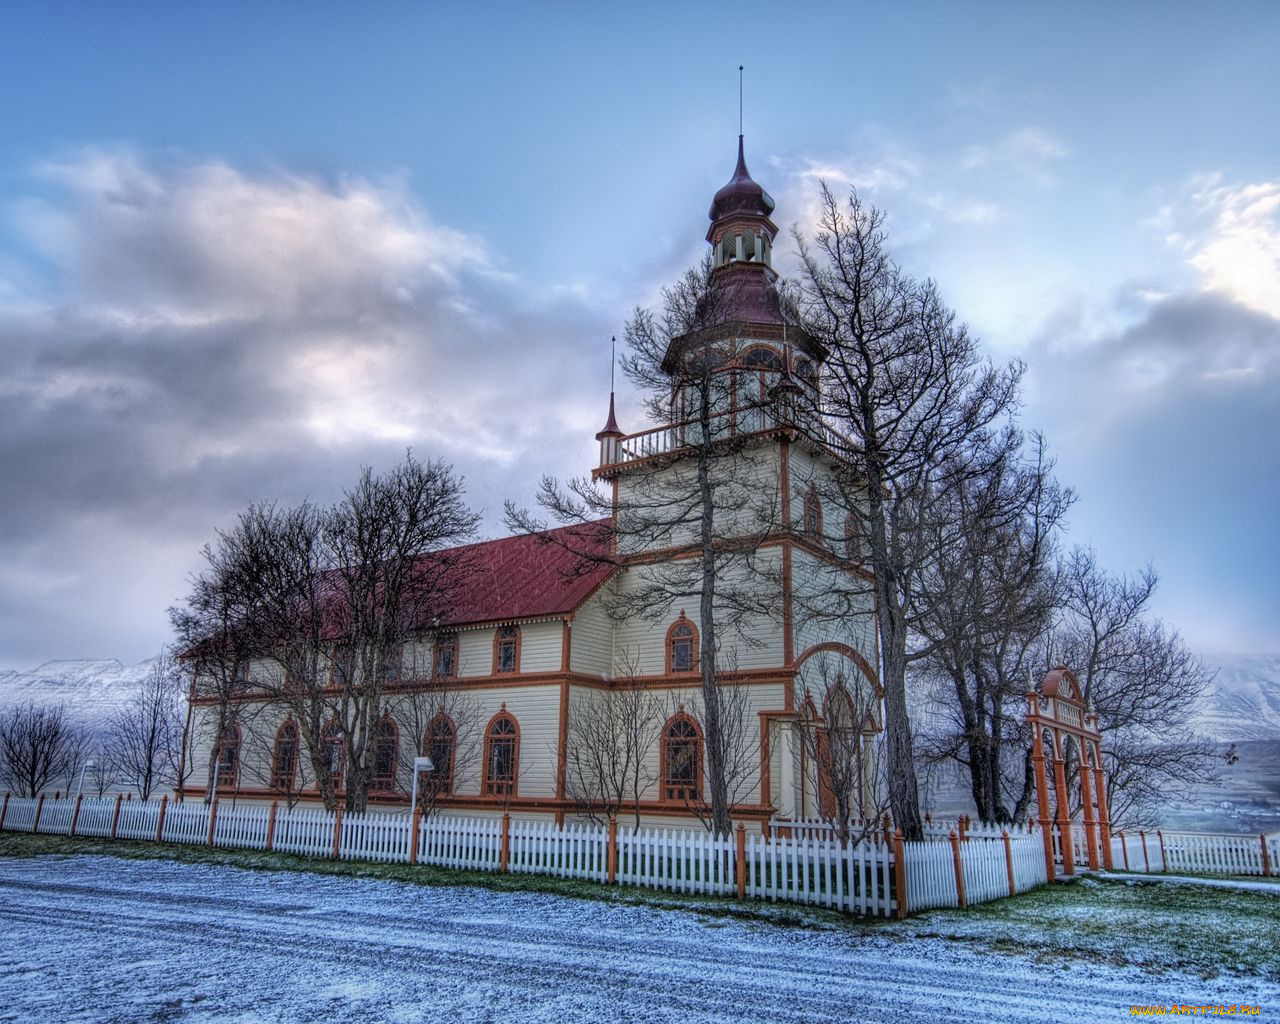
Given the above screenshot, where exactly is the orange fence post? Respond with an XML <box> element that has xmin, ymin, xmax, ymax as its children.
<box><xmin>32</xmin><ymin>794</ymin><xmax>45</xmax><ymax>834</ymax></box>
<box><xmin>0</xmin><ymin>793</ymin><xmax>8</xmax><ymax>831</ymax></box>
<box><xmin>499</xmin><ymin>812</ymin><xmax>511</xmax><ymax>872</ymax></box>
<box><xmin>735</xmin><ymin>823</ymin><xmax>747</xmax><ymax>899</ymax></box>
<box><xmin>958</xmin><ymin>815</ymin><xmax>969</xmax><ymax>843</ymax></box>
<box><xmin>111</xmin><ymin>793</ymin><xmax>124</xmax><ymax>839</ymax></box>
<box><xmin>607</xmin><ymin>816</ymin><xmax>618</xmax><ymax>884</ymax></box>
<box><xmin>408</xmin><ymin>808</ymin><xmax>420</xmax><ymax>865</ymax></box>
<box><xmin>1117</xmin><ymin>830</ymin><xmax>1129</xmax><ymax>871</ymax></box>
<box><xmin>949</xmin><ymin>830</ymin><xmax>967</xmax><ymax>908</ymax></box>
<box><xmin>1002</xmin><ymin>830</ymin><xmax>1016</xmax><ymax>896</ymax></box>
<box><xmin>1139</xmin><ymin>831</ymin><xmax>1150</xmax><ymax>873</ymax></box>
<box><xmin>266</xmin><ymin>801</ymin><xmax>279</xmax><ymax>853</ymax></box>
<box><xmin>1261</xmin><ymin>835</ymin><xmax>1271</xmax><ymax>878</ymax></box>
<box><xmin>70</xmin><ymin>793</ymin><xmax>83</xmax><ymax>837</ymax></box>
<box><xmin>1157</xmin><ymin>830</ymin><xmax>1167</xmax><ymax>872</ymax></box>
<box><xmin>331</xmin><ymin>805</ymin><xmax>344</xmax><ymax>859</ymax></box>
<box><xmin>206</xmin><ymin>796</ymin><xmax>219</xmax><ymax>846</ymax></box>
<box><xmin>893</xmin><ymin>828</ymin><xmax>908</xmax><ymax>919</ymax></box>
<box><xmin>155</xmin><ymin>794</ymin><xmax>168</xmax><ymax>843</ymax></box>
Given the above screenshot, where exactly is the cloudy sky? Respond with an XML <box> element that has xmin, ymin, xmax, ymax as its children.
<box><xmin>0</xmin><ymin>2</ymin><xmax>1276</xmax><ymax>669</ymax></box>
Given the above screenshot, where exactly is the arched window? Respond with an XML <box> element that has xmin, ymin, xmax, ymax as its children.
<box><xmin>817</xmin><ymin>685</ymin><xmax>862</xmax><ymax>820</ymax></box>
<box><xmin>424</xmin><ymin>715</ymin><xmax>456</xmax><ymax>796</ymax></box>
<box><xmin>665</xmin><ymin>613</ymin><xmax>699</xmax><ymax>674</ymax></box>
<box><xmin>740</xmin><ymin>346</ymin><xmax>783</xmax><ymax>426</ymax></box>
<box><xmin>215</xmin><ymin>725</ymin><xmax>240</xmax><ymax>788</ymax></box>
<box><xmin>802</xmin><ymin>486</ymin><xmax>823</xmax><ymax>538</ymax></box>
<box><xmin>434</xmin><ymin>633</ymin><xmax>458</xmax><ymax>678</ymax></box>
<box><xmin>322</xmin><ymin>720</ymin><xmax>344</xmax><ymax>790</ymax></box>
<box><xmin>271</xmin><ymin>720</ymin><xmax>299</xmax><ymax>790</ymax></box>
<box><xmin>843</xmin><ymin>513</ymin><xmax>861</xmax><ymax>562</ymax></box>
<box><xmin>484</xmin><ymin>712</ymin><xmax>520</xmax><ymax>796</ymax></box>
<box><xmin>661</xmin><ymin>714</ymin><xmax>702</xmax><ymax>802</ymax></box>
<box><xmin>494</xmin><ymin>626</ymin><xmax>520</xmax><ymax>674</ymax></box>
<box><xmin>383</xmin><ymin>647</ymin><xmax>403</xmax><ymax>685</ymax></box>
<box><xmin>372</xmin><ymin>717</ymin><xmax>398</xmax><ymax>792</ymax></box>
<box><xmin>330</xmin><ymin>644</ymin><xmax>353</xmax><ymax>686</ymax></box>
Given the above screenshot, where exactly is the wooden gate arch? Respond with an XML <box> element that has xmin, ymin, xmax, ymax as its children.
<box><xmin>1027</xmin><ymin>666</ymin><xmax>1112</xmax><ymax>879</ymax></box>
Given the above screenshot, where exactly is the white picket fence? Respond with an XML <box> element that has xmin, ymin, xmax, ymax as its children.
<box><xmin>1</xmin><ymin>794</ymin><xmax>1102</xmax><ymax>917</ymax></box>
<box><xmin>1108</xmin><ymin>829</ymin><xmax>1280</xmax><ymax>878</ymax></box>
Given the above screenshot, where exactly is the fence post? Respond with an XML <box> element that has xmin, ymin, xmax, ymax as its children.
<box><xmin>0</xmin><ymin>793</ymin><xmax>8</xmax><ymax>831</ymax></box>
<box><xmin>607</xmin><ymin>816</ymin><xmax>618</xmax><ymax>884</ymax></box>
<box><xmin>882</xmin><ymin>812</ymin><xmax>892</xmax><ymax>847</ymax></box>
<box><xmin>331</xmin><ymin>805</ymin><xmax>344</xmax><ymax>859</ymax></box>
<box><xmin>155</xmin><ymin>794</ymin><xmax>168</xmax><ymax>843</ymax></box>
<box><xmin>406</xmin><ymin>808</ymin><xmax>420</xmax><ymax>865</ymax></box>
<box><xmin>206</xmin><ymin>796</ymin><xmax>219</xmax><ymax>846</ymax></box>
<box><xmin>949</xmin><ymin>830</ymin><xmax>967</xmax><ymax>908</ymax></box>
<box><xmin>1002</xmin><ymin>830</ymin><xmax>1016</xmax><ymax>896</ymax></box>
<box><xmin>1139</xmin><ymin>830</ymin><xmax>1150</xmax><ymax>873</ymax></box>
<box><xmin>893</xmin><ymin>828</ymin><xmax>907</xmax><ymax>919</ymax></box>
<box><xmin>70</xmin><ymin>793</ymin><xmax>83</xmax><ymax>837</ymax></box>
<box><xmin>500</xmin><ymin>812</ymin><xmax>511</xmax><ymax>872</ymax></box>
<box><xmin>111</xmin><ymin>793</ymin><xmax>124</xmax><ymax>839</ymax></box>
<box><xmin>761</xmin><ymin>818</ymin><xmax>771</xmax><ymax>841</ymax></box>
<box><xmin>1261</xmin><ymin>834</ymin><xmax>1271</xmax><ymax>878</ymax></box>
<box><xmin>1157</xmin><ymin>830</ymin><xmax>1167</xmax><ymax>872</ymax></box>
<box><xmin>735</xmin><ymin>823</ymin><xmax>747</xmax><ymax>899</ymax></box>
<box><xmin>32</xmin><ymin>794</ymin><xmax>45</xmax><ymax>834</ymax></box>
<box><xmin>958</xmin><ymin>815</ymin><xmax>969</xmax><ymax>843</ymax></box>
<box><xmin>265</xmin><ymin>801</ymin><xmax>278</xmax><ymax>852</ymax></box>
<box><xmin>1117</xmin><ymin>830</ymin><xmax>1129</xmax><ymax>870</ymax></box>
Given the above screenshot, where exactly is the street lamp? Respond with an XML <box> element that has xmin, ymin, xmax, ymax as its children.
<box><xmin>409</xmin><ymin>756</ymin><xmax>435</xmax><ymax>816</ymax></box>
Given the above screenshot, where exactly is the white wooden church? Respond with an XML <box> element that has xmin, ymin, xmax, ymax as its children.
<box><xmin>185</xmin><ymin>138</ymin><xmax>883</xmax><ymax>830</ymax></box>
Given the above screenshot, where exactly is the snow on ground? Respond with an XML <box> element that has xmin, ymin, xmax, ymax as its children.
<box><xmin>0</xmin><ymin>856</ymin><xmax>1276</xmax><ymax>1024</ymax></box>
<box><xmin>1099</xmin><ymin>871</ymin><xmax>1280</xmax><ymax>894</ymax></box>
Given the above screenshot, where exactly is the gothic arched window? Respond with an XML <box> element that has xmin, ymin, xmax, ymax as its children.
<box><xmin>271</xmin><ymin>720</ymin><xmax>299</xmax><ymax>790</ymax></box>
<box><xmin>661</xmin><ymin>714</ymin><xmax>702</xmax><ymax>802</ymax></box>
<box><xmin>322</xmin><ymin>719</ymin><xmax>344</xmax><ymax>790</ymax></box>
<box><xmin>372</xmin><ymin>717</ymin><xmax>398</xmax><ymax>792</ymax></box>
<box><xmin>844</xmin><ymin>512</ymin><xmax>861</xmax><ymax>562</ymax></box>
<box><xmin>494</xmin><ymin>626</ymin><xmax>521</xmax><ymax>674</ymax></box>
<box><xmin>215</xmin><ymin>725</ymin><xmax>240</xmax><ymax>789</ymax></box>
<box><xmin>802</xmin><ymin>486</ymin><xmax>823</xmax><ymax>539</ymax></box>
<box><xmin>666</xmin><ymin>614</ymin><xmax>699</xmax><ymax>674</ymax></box>
<box><xmin>484</xmin><ymin>712</ymin><xmax>520</xmax><ymax>797</ymax></box>
<box><xmin>425</xmin><ymin>715</ymin><xmax>456</xmax><ymax>796</ymax></box>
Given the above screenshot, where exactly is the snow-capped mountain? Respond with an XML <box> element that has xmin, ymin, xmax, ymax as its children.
<box><xmin>0</xmin><ymin>658</ymin><xmax>156</xmax><ymax>728</ymax></box>
<box><xmin>1195</xmin><ymin>653</ymin><xmax>1280</xmax><ymax>742</ymax></box>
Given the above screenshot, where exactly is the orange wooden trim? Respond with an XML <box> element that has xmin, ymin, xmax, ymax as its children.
<box><xmin>607</xmin><ymin>816</ymin><xmax>618</xmax><ymax>883</ymax></box>
<box><xmin>270</xmin><ymin>720</ymin><xmax>300</xmax><ymax>791</ymax></box>
<box><xmin>409</xmin><ymin>808</ymin><xmax>421</xmax><ymax>864</ymax></box>
<box><xmin>664</xmin><ymin>613</ymin><xmax>700</xmax><ymax>676</ymax></box>
<box><xmin>1002</xmin><ymin>830</ymin><xmax>1016</xmax><ymax>896</ymax></box>
<box><xmin>893</xmin><ymin>828</ymin><xmax>907</xmax><ymax>919</ymax></box>
<box><xmin>266</xmin><ymin>801</ymin><xmax>278</xmax><ymax>852</ymax></box>
<box><xmin>32</xmin><ymin>794</ymin><xmax>45</xmax><ymax>834</ymax></box>
<box><xmin>735</xmin><ymin>823</ymin><xmax>747</xmax><ymax>899</ymax></box>
<box><xmin>782</xmin><ymin>542</ymin><xmax>794</xmax><ymax>678</ymax></box>
<box><xmin>70</xmin><ymin>793</ymin><xmax>83</xmax><ymax>837</ymax></box>
<box><xmin>492</xmin><ymin>625</ymin><xmax>522</xmax><ymax>675</ymax></box>
<box><xmin>949</xmin><ymin>830</ymin><xmax>966</xmax><ymax>908</ymax></box>
<box><xmin>500</xmin><ymin>812</ymin><xmax>511</xmax><ymax>872</ymax></box>
<box><xmin>205</xmin><ymin>795</ymin><xmax>218</xmax><ymax>846</ymax></box>
<box><xmin>794</xmin><ymin>642</ymin><xmax>883</xmax><ymax>700</ymax></box>
<box><xmin>112</xmin><ymin>793</ymin><xmax>124</xmax><ymax>839</ymax></box>
<box><xmin>1052</xmin><ymin>757</ymin><xmax>1074</xmax><ymax>876</ymax></box>
<box><xmin>331</xmin><ymin>805</ymin><xmax>344</xmax><ymax>859</ymax></box>
<box><xmin>555</xmin><ymin>677</ymin><xmax>569</xmax><ymax>825</ymax></box>
<box><xmin>155</xmin><ymin>794</ymin><xmax>168</xmax><ymax>842</ymax></box>
<box><xmin>560</xmin><ymin>618</ymin><xmax>571</xmax><ymax>673</ymax></box>
<box><xmin>958</xmin><ymin>815</ymin><xmax>968</xmax><ymax>842</ymax></box>
<box><xmin>757</xmin><ymin>712</ymin><xmax>772</xmax><ymax>809</ymax></box>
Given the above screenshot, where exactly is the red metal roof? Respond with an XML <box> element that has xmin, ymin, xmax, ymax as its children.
<box><xmin>427</xmin><ymin>521</ymin><xmax>615</xmax><ymax>628</ymax></box>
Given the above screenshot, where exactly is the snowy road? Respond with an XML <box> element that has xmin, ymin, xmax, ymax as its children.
<box><xmin>0</xmin><ymin>856</ymin><xmax>1274</xmax><ymax>1023</ymax></box>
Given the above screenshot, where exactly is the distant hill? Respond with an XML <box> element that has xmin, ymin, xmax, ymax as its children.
<box><xmin>1195</xmin><ymin>653</ymin><xmax>1280</xmax><ymax>742</ymax></box>
<box><xmin>0</xmin><ymin>658</ymin><xmax>155</xmax><ymax>728</ymax></box>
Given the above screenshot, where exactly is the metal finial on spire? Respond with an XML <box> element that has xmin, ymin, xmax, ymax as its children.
<box><xmin>610</xmin><ymin>335</ymin><xmax>616</xmax><ymax>391</ymax></box>
<box><xmin>738</xmin><ymin>65</ymin><xmax>744</xmax><ymax>135</ymax></box>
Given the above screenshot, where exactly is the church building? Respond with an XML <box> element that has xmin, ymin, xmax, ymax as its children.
<box><xmin>185</xmin><ymin>138</ymin><xmax>884</xmax><ymax>830</ymax></box>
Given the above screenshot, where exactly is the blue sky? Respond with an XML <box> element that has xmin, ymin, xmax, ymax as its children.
<box><xmin>1</xmin><ymin>1</ymin><xmax>1277</xmax><ymax>667</ymax></box>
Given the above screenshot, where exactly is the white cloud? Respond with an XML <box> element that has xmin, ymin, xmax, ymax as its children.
<box><xmin>1183</xmin><ymin>179</ymin><xmax>1280</xmax><ymax>319</ymax></box>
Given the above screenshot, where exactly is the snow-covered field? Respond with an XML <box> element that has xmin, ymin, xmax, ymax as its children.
<box><xmin>0</xmin><ymin>856</ymin><xmax>1275</xmax><ymax>1023</ymax></box>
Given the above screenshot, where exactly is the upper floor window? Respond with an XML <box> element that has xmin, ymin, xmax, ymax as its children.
<box><xmin>802</xmin><ymin>486</ymin><xmax>823</xmax><ymax>539</ymax></box>
<box><xmin>322</xmin><ymin>719</ymin><xmax>344</xmax><ymax>790</ymax></box>
<box><xmin>233</xmin><ymin>661</ymin><xmax>252</xmax><ymax>690</ymax></box>
<box><xmin>215</xmin><ymin>725</ymin><xmax>240</xmax><ymax>789</ymax></box>
<box><xmin>271</xmin><ymin>720</ymin><xmax>299</xmax><ymax>790</ymax></box>
<box><xmin>382</xmin><ymin>647</ymin><xmax>403</xmax><ymax>685</ymax></box>
<box><xmin>434</xmin><ymin>633</ymin><xmax>458</xmax><ymax>678</ymax></box>
<box><xmin>666</xmin><ymin>613</ymin><xmax>699</xmax><ymax>674</ymax></box>
<box><xmin>494</xmin><ymin>626</ymin><xmax>520</xmax><ymax>674</ymax></box>
<box><xmin>425</xmin><ymin>715</ymin><xmax>456</xmax><ymax>796</ymax></box>
<box><xmin>844</xmin><ymin>513</ymin><xmax>861</xmax><ymax>562</ymax></box>
<box><xmin>484</xmin><ymin>712</ymin><xmax>520</xmax><ymax>796</ymax></box>
<box><xmin>330</xmin><ymin>644</ymin><xmax>354</xmax><ymax>686</ymax></box>
<box><xmin>372</xmin><ymin>717</ymin><xmax>398</xmax><ymax>792</ymax></box>
<box><xmin>661</xmin><ymin>714</ymin><xmax>702</xmax><ymax>802</ymax></box>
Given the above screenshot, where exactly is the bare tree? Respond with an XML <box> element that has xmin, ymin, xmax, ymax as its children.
<box><xmin>794</xmin><ymin>184</ymin><xmax>1023</xmax><ymax>839</ymax></box>
<box><xmin>1047</xmin><ymin>546</ymin><xmax>1220</xmax><ymax>827</ymax></box>
<box><xmin>0</xmin><ymin>703</ymin><xmax>89</xmax><ymax>797</ymax></box>
<box><xmin>103</xmin><ymin>650</ymin><xmax>186</xmax><ymax>801</ymax></box>
<box><xmin>508</xmin><ymin>257</ymin><xmax>787</xmax><ymax>838</ymax></box>
<box><xmin>913</xmin><ymin>435</ymin><xmax>1073</xmax><ymax>824</ymax></box>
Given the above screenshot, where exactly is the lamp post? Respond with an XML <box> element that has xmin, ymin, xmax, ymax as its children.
<box><xmin>409</xmin><ymin>756</ymin><xmax>435</xmax><ymax>815</ymax></box>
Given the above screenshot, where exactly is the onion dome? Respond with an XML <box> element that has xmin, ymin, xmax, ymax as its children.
<box><xmin>709</xmin><ymin>135</ymin><xmax>775</xmax><ymax>223</ymax></box>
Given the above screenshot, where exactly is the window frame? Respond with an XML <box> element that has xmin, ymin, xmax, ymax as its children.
<box><xmin>660</xmin><ymin>713</ymin><xmax>703</xmax><ymax>803</ymax></box>
<box><xmin>322</xmin><ymin>719</ymin><xmax>344</xmax><ymax>791</ymax></box>
<box><xmin>434</xmin><ymin>633</ymin><xmax>458</xmax><ymax>679</ymax></box>
<box><xmin>483</xmin><ymin>711</ymin><xmax>520</xmax><ymax>797</ymax></box>
<box><xmin>271</xmin><ymin>719</ymin><xmax>299</xmax><ymax>791</ymax></box>
<box><xmin>215</xmin><ymin>724</ymin><xmax>241</xmax><ymax>789</ymax></box>
<box><xmin>424</xmin><ymin>714</ymin><xmax>457</xmax><ymax>796</ymax></box>
<box><xmin>665</xmin><ymin>614</ymin><xmax>700</xmax><ymax>675</ymax></box>
<box><xmin>371</xmin><ymin>716</ymin><xmax>399</xmax><ymax>793</ymax></box>
<box><xmin>493</xmin><ymin>625</ymin><xmax>521</xmax><ymax>675</ymax></box>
